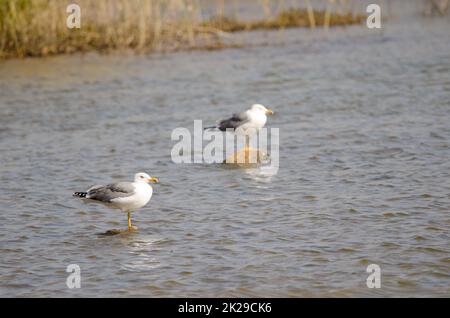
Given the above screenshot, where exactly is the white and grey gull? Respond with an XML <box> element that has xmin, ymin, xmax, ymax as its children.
<box><xmin>73</xmin><ymin>172</ymin><xmax>159</xmax><ymax>231</ymax></box>
<box><xmin>205</xmin><ymin>104</ymin><xmax>274</xmax><ymax>163</ymax></box>
<box><xmin>205</xmin><ymin>104</ymin><xmax>274</xmax><ymax>138</ymax></box>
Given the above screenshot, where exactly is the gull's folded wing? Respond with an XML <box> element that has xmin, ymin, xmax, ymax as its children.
<box><xmin>86</xmin><ymin>182</ymin><xmax>136</xmax><ymax>202</ymax></box>
<box><xmin>218</xmin><ymin>111</ymin><xmax>249</xmax><ymax>131</ymax></box>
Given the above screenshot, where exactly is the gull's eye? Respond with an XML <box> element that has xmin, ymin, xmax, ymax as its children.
<box><xmin>140</xmin><ymin>175</ymin><xmax>144</xmax><ymax>178</ymax></box>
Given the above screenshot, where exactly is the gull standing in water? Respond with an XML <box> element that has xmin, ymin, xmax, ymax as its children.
<box><xmin>205</xmin><ymin>104</ymin><xmax>274</xmax><ymax>163</ymax></box>
<box><xmin>73</xmin><ymin>172</ymin><xmax>159</xmax><ymax>232</ymax></box>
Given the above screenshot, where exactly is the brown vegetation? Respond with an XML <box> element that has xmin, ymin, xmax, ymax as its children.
<box><xmin>0</xmin><ymin>0</ymin><xmax>365</xmax><ymax>59</ymax></box>
<box><xmin>204</xmin><ymin>9</ymin><xmax>364</xmax><ymax>32</ymax></box>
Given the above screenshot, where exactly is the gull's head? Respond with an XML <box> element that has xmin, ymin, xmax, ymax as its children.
<box><xmin>134</xmin><ymin>172</ymin><xmax>159</xmax><ymax>184</ymax></box>
<box><xmin>251</xmin><ymin>104</ymin><xmax>274</xmax><ymax>116</ymax></box>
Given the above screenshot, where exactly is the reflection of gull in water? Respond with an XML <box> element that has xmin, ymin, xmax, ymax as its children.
<box><xmin>244</xmin><ymin>164</ymin><xmax>279</xmax><ymax>182</ymax></box>
<box><xmin>121</xmin><ymin>238</ymin><xmax>164</xmax><ymax>272</ymax></box>
<box><xmin>73</xmin><ymin>172</ymin><xmax>159</xmax><ymax>232</ymax></box>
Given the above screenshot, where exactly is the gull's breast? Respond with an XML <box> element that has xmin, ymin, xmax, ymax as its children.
<box><xmin>252</xmin><ymin>113</ymin><xmax>267</xmax><ymax>128</ymax></box>
<box><xmin>111</xmin><ymin>184</ymin><xmax>153</xmax><ymax>211</ymax></box>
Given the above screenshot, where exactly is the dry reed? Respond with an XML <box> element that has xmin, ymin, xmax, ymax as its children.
<box><xmin>0</xmin><ymin>0</ymin><xmax>365</xmax><ymax>59</ymax></box>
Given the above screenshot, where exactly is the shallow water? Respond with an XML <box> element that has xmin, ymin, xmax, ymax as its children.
<box><xmin>1</xmin><ymin>6</ymin><xmax>450</xmax><ymax>297</ymax></box>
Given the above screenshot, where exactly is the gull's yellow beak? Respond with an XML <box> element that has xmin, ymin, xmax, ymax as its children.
<box><xmin>266</xmin><ymin>108</ymin><xmax>274</xmax><ymax>115</ymax></box>
<box><xmin>149</xmin><ymin>177</ymin><xmax>159</xmax><ymax>184</ymax></box>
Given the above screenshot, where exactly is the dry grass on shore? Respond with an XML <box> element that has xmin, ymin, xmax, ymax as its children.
<box><xmin>0</xmin><ymin>0</ymin><xmax>364</xmax><ymax>59</ymax></box>
<box><xmin>203</xmin><ymin>9</ymin><xmax>364</xmax><ymax>32</ymax></box>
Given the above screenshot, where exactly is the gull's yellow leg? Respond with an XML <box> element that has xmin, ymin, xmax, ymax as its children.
<box><xmin>245</xmin><ymin>135</ymin><xmax>250</xmax><ymax>164</ymax></box>
<box><xmin>127</xmin><ymin>211</ymin><xmax>132</xmax><ymax>230</ymax></box>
